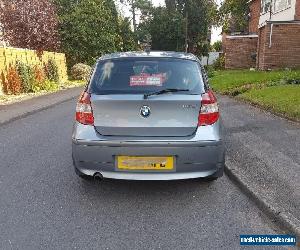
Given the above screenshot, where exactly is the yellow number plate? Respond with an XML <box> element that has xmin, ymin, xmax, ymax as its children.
<box><xmin>117</xmin><ymin>156</ymin><xmax>174</xmax><ymax>170</ymax></box>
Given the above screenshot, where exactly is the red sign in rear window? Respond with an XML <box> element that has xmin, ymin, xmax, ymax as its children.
<box><xmin>130</xmin><ymin>74</ymin><xmax>164</xmax><ymax>86</ymax></box>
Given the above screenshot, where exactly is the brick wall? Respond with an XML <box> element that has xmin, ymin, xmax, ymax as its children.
<box><xmin>295</xmin><ymin>0</ymin><xmax>300</xmax><ymax>20</ymax></box>
<box><xmin>256</xmin><ymin>26</ymin><xmax>266</xmax><ymax>69</ymax></box>
<box><xmin>249</xmin><ymin>0</ymin><xmax>261</xmax><ymax>33</ymax></box>
<box><xmin>257</xmin><ymin>23</ymin><xmax>300</xmax><ymax>69</ymax></box>
<box><xmin>224</xmin><ymin>35</ymin><xmax>258</xmax><ymax>69</ymax></box>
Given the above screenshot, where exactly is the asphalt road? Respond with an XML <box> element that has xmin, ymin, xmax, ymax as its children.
<box><xmin>0</xmin><ymin>98</ymin><xmax>283</xmax><ymax>250</ymax></box>
<box><xmin>218</xmin><ymin>94</ymin><xmax>300</xmax><ymax>234</ymax></box>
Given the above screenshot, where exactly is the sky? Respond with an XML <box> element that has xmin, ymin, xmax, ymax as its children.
<box><xmin>118</xmin><ymin>0</ymin><xmax>223</xmax><ymax>44</ymax></box>
<box><xmin>151</xmin><ymin>0</ymin><xmax>165</xmax><ymax>6</ymax></box>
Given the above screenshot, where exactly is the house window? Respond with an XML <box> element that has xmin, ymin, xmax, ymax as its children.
<box><xmin>261</xmin><ymin>0</ymin><xmax>292</xmax><ymax>14</ymax></box>
<box><xmin>273</xmin><ymin>0</ymin><xmax>291</xmax><ymax>13</ymax></box>
<box><xmin>261</xmin><ymin>0</ymin><xmax>272</xmax><ymax>13</ymax></box>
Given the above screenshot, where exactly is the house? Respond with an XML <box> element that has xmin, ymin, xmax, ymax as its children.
<box><xmin>223</xmin><ymin>0</ymin><xmax>300</xmax><ymax>70</ymax></box>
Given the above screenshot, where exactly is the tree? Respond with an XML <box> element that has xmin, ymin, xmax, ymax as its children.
<box><xmin>178</xmin><ymin>0</ymin><xmax>217</xmax><ymax>56</ymax></box>
<box><xmin>56</xmin><ymin>0</ymin><xmax>122</xmax><ymax>66</ymax></box>
<box><xmin>0</xmin><ymin>0</ymin><xmax>60</xmax><ymax>52</ymax></box>
<box><xmin>119</xmin><ymin>0</ymin><xmax>152</xmax><ymax>32</ymax></box>
<box><xmin>118</xmin><ymin>17</ymin><xmax>137</xmax><ymax>51</ymax></box>
<box><xmin>137</xmin><ymin>7</ymin><xmax>185</xmax><ymax>51</ymax></box>
<box><xmin>219</xmin><ymin>0</ymin><xmax>250</xmax><ymax>33</ymax></box>
<box><xmin>137</xmin><ymin>0</ymin><xmax>217</xmax><ymax>56</ymax></box>
<box><xmin>54</xmin><ymin>0</ymin><xmax>78</xmax><ymax>14</ymax></box>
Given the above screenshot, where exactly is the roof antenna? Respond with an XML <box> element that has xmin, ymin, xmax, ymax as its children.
<box><xmin>143</xmin><ymin>34</ymin><xmax>152</xmax><ymax>54</ymax></box>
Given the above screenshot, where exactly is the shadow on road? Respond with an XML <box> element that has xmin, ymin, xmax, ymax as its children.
<box><xmin>75</xmin><ymin>176</ymin><xmax>218</xmax><ymax>202</ymax></box>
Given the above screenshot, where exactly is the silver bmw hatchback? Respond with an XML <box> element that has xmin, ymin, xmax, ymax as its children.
<box><xmin>72</xmin><ymin>51</ymin><xmax>225</xmax><ymax>181</ymax></box>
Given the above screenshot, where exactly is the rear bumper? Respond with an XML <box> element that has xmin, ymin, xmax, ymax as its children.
<box><xmin>72</xmin><ymin>122</ymin><xmax>225</xmax><ymax>180</ymax></box>
<box><xmin>74</xmin><ymin>169</ymin><xmax>223</xmax><ymax>181</ymax></box>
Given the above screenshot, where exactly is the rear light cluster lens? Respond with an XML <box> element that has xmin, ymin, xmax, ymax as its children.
<box><xmin>198</xmin><ymin>90</ymin><xmax>219</xmax><ymax>126</ymax></box>
<box><xmin>76</xmin><ymin>92</ymin><xmax>94</xmax><ymax>125</ymax></box>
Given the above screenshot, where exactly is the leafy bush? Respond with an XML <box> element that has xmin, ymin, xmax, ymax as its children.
<box><xmin>211</xmin><ymin>41</ymin><xmax>222</xmax><ymax>52</ymax></box>
<box><xmin>212</xmin><ymin>55</ymin><xmax>225</xmax><ymax>70</ymax></box>
<box><xmin>16</xmin><ymin>61</ymin><xmax>34</xmax><ymax>93</ymax></box>
<box><xmin>33</xmin><ymin>65</ymin><xmax>46</xmax><ymax>86</ymax></box>
<box><xmin>43</xmin><ymin>80</ymin><xmax>60</xmax><ymax>91</ymax></box>
<box><xmin>6</xmin><ymin>65</ymin><xmax>22</xmax><ymax>94</ymax></box>
<box><xmin>204</xmin><ymin>65</ymin><xmax>215</xmax><ymax>78</ymax></box>
<box><xmin>282</xmin><ymin>70</ymin><xmax>300</xmax><ymax>85</ymax></box>
<box><xmin>1</xmin><ymin>60</ymin><xmax>64</xmax><ymax>95</ymax></box>
<box><xmin>32</xmin><ymin>79</ymin><xmax>59</xmax><ymax>93</ymax></box>
<box><xmin>71</xmin><ymin>63</ymin><xmax>92</xmax><ymax>81</ymax></box>
<box><xmin>1</xmin><ymin>71</ymin><xmax>8</xmax><ymax>94</ymax></box>
<box><xmin>45</xmin><ymin>59</ymin><xmax>59</xmax><ymax>82</ymax></box>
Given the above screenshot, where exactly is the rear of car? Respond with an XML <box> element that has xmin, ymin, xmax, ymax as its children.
<box><xmin>72</xmin><ymin>52</ymin><xmax>225</xmax><ymax>181</ymax></box>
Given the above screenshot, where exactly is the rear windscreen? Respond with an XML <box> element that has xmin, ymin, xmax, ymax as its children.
<box><xmin>89</xmin><ymin>58</ymin><xmax>205</xmax><ymax>94</ymax></box>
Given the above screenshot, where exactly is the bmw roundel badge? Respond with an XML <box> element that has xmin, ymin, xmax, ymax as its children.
<box><xmin>140</xmin><ymin>105</ymin><xmax>151</xmax><ymax>118</ymax></box>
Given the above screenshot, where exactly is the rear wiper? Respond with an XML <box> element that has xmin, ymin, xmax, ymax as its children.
<box><xmin>144</xmin><ymin>88</ymin><xmax>189</xmax><ymax>99</ymax></box>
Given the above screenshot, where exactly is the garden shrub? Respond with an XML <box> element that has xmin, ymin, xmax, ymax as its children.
<box><xmin>16</xmin><ymin>61</ymin><xmax>34</xmax><ymax>93</ymax></box>
<box><xmin>42</xmin><ymin>80</ymin><xmax>60</xmax><ymax>91</ymax></box>
<box><xmin>1</xmin><ymin>71</ymin><xmax>8</xmax><ymax>94</ymax></box>
<box><xmin>31</xmin><ymin>65</ymin><xmax>46</xmax><ymax>92</ymax></box>
<box><xmin>6</xmin><ymin>65</ymin><xmax>22</xmax><ymax>94</ymax></box>
<box><xmin>212</xmin><ymin>55</ymin><xmax>225</xmax><ymax>70</ymax></box>
<box><xmin>1</xmin><ymin>59</ymin><xmax>63</xmax><ymax>95</ymax></box>
<box><xmin>45</xmin><ymin>59</ymin><xmax>59</xmax><ymax>82</ymax></box>
<box><xmin>33</xmin><ymin>65</ymin><xmax>46</xmax><ymax>86</ymax></box>
<box><xmin>71</xmin><ymin>63</ymin><xmax>92</xmax><ymax>81</ymax></box>
<box><xmin>204</xmin><ymin>65</ymin><xmax>215</xmax><ymax>78</ymax></box>
<box><xmin>32</xmin><ymin>79</ymin><xmax>59</xmax><ymax>93</ymax></box>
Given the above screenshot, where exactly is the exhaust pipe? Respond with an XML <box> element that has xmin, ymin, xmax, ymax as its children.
<box><xmin>93</xmin><ymin>172</ymin><xmax>103</xmax><ymax>181</ymax></box>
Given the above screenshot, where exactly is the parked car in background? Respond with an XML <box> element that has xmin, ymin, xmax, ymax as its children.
<box><xmin>72</xmin><ymin>51</ymin><xmax>225</xmax><ymax>181</ymax></box>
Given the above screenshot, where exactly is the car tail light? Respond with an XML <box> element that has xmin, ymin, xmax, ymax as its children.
<box><xmin>198</xmin><ymin>90</ymin><xmax>219</xmax><ymax>126</ymax></box>
<box><xmin>76</xmin><ymin>91</ymin><xmax>94</xmax><ymax>125</ymax></box>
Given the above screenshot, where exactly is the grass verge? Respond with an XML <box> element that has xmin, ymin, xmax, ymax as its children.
<box><xmin>210</xmin><ymin>70</ymin><xmax>300</xmax><ymax>95</ymax></box>
<box><xmin>239</xmin><ymin>85</ymin><xmax>300</xmax><ymax>121</ymax></box>
<box><xmin>210</xmin><ymin>70</ymin><xmax>300</xmax><ymax>121</ymax></box>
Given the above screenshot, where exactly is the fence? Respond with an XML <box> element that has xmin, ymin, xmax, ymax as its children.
<box><xmin>201</xmin><ymin>52</ymin><xmax>222</xmax><ymax>66</ymax></box>
<box><xmin>0</xmin><ymin>47</ymin><xmax>68</xmax><ymax>94</ymax></box>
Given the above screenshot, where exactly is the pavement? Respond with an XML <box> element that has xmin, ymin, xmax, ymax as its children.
<box><xmin>218</xmin><ymin>95</ymin><xmax>300</xmax><ymax>237</ymax></box>
<box><xmin>0</xmin><ymin>87</ymin><xmax>83</xmax><ymax>126</ymax></box>
<box><xmin>0</xmin><ymin>88</ymin><xmax>286</xmax><ymax>249</ymax></box>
